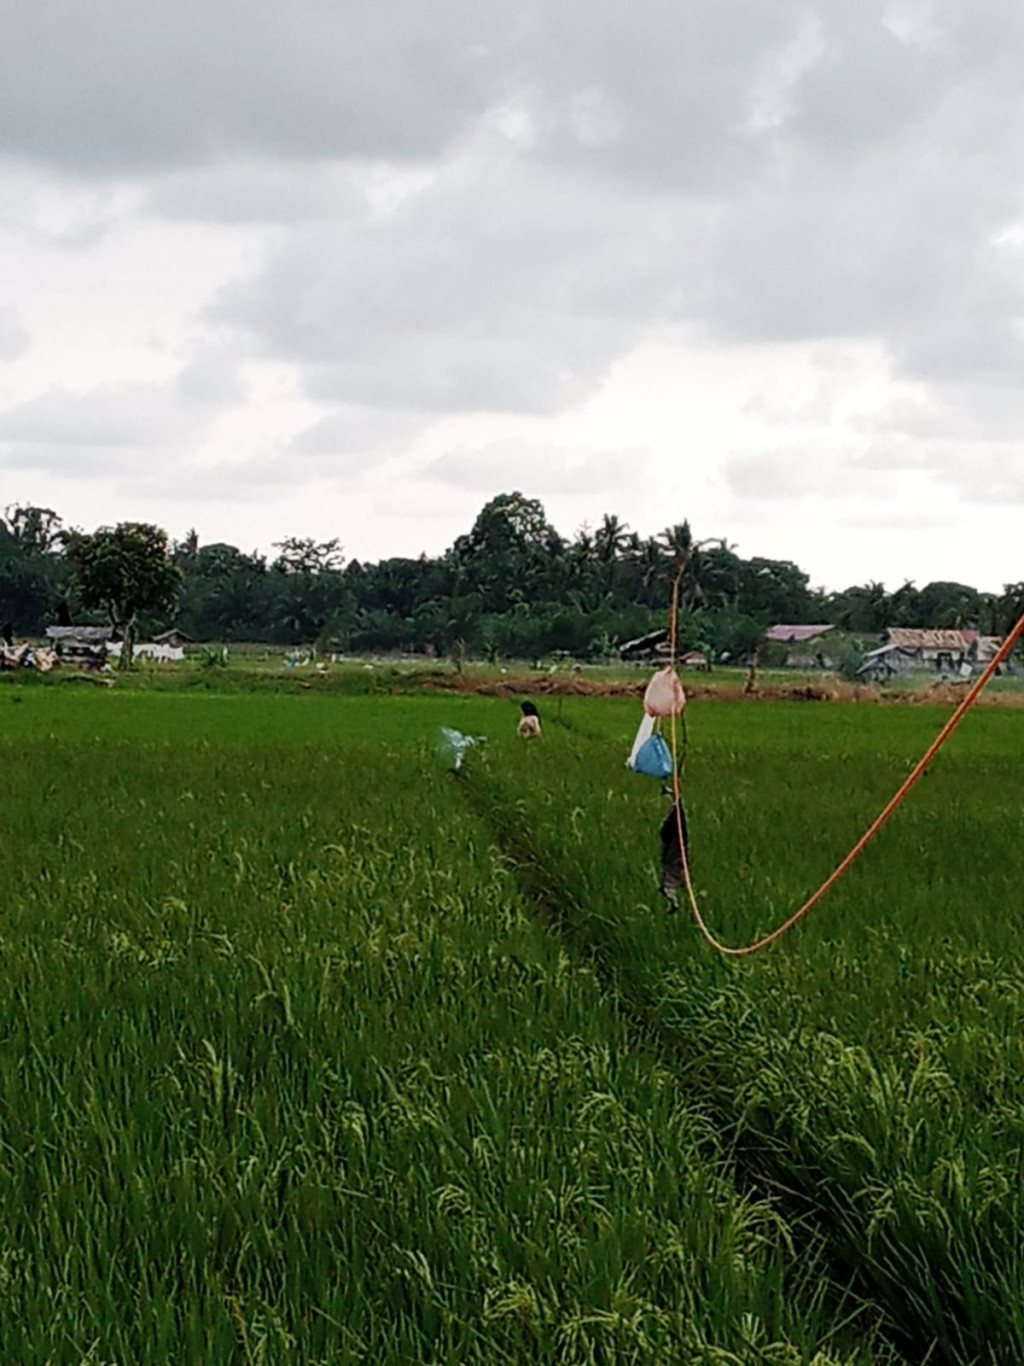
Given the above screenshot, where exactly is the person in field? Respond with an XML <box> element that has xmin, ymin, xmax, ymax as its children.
<box><xmin>517</xmin><ymin>700</ymin><xmax>541</xmax><ymax>738</ymax></box>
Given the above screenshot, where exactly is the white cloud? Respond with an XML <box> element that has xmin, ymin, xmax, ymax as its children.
<box><xmin>426</xmin><ymin>439</ymin><xmax>646</xmax><ymax>495</ymax></box>
<box><xmin>289</xmin><ymin>408</ymin><xmax>423</xmax><ymax>457</ymax></box>
<box><xmin>0</xmin><ymin>364</ymin><xmax>234</xmax><ymax>473</ymax></box>
<box><xmin>0</xmin><ymin>305</ymin><xmax>30</xmax><ymax>360</ymax></box>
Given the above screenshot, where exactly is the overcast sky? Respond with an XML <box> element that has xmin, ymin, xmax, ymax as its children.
<box><xmin>2</xmin><ymin>0</ymin><xmax>1023</xmax><ymax>592</ymax></box>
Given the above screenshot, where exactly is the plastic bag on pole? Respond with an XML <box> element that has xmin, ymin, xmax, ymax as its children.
<box><xmin>633</xmin><ymin>733</ymin><xmax>674</xmax><ymax>779</ymax></box>
<box><xmin>626</xmin><ymin>714</ymin><xmax>655</xmax><ymax>770</ymax></box>
<box><xmin>643</xmin><ymin>666</ymin><xmax>686</xmax><ymax>718</ymax></box>
<box><xmin>438</xmin><ymin>727</ymin><xmax>485</xmax><ymax>772</ymax></box>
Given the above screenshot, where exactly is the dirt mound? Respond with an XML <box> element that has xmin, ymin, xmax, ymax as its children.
<box><xmin>410</xmin><ymin>671</ymin><xmax>876</xmax><ymax>703</ymax></box>
<box><xmin>408</xmin><ymin>669</ymin><xmax>1024</xmax><ymax>707</ymax></box>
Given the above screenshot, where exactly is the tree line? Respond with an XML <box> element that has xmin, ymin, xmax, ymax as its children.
<box><xmin>3</xmin><ymin>494</ymin><xmax>1023</xmax><ymax>663</ymax></box>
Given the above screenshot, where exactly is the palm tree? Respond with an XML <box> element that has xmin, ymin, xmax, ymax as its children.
<box><xmin>594</xmin><ymin>513</ymin><xmax>630</xmax><ymax>563</ymax></box>
<box><xmin>592</xmin><ymin>513</ymin><xmax>630</xmax><ymax>598</ymax></box>
<box><xmin>638</xmin><ymin>538</ymin><xmax>669</xmax><ymax>606</ymax></box>
<box><xmin>658</xmin><ymin>521</ymin><xmax>693</xmax><ymax>562</ymax></box>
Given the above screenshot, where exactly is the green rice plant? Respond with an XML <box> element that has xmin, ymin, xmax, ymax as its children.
<box><xmin>0</xmin><ymin>695</ymin><xmax>899</xmax><ymax>1363</ymax></box>
<box><xmin>470</xmin><ymin>701</ymin><xmax>1024</xmax><ymax>1362</ymax></box>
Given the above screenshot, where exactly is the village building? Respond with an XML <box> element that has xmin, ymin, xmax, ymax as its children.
<box><xmin>679</xmin><ymin>649</ymin><xmax>710</xmax><ymax>671</ymax></box>
<box><xmin>765</xmin><ymin>624</ymin><xmax>836</xmax><ymax>668</ymax></box>
<box><xmin>857</xmin><ymin>628</ymin><xmax>1005</xmax><ymax>681</ymax></box>
<box><xmin>152</xmin><ymin>628</ymin><xmax>192</xmax><ymax>649</ymax></box>
<box><xmin>45</xmin><ymin>624</ymin><xmax>112</xmax><ymax>669</ymax></box>
<box><xmin>618</xmin><ymin>630</ymin><xmax>710</xmax><ymax>670</ymax></box>
<box><xmin>618</xmin><ymin>628</ymin><xmax>669</xmax><ymax>663</ymax></box>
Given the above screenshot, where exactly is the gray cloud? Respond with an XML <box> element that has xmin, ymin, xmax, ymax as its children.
<box><xmin>2</xmin><ymin>0</ymin><xmax>817</xmax><ymax>187</ymax></box>
<box><xmin>126</xmin><ymin>455</ymin><xmax>298</xmax><ymax>502</ymax></box>
<box><xmin>207</xmin><ymin>136</ymin><xmax>682</xmax><ymax>412</ymax></box>
<box><xmin>182</xmin><ymin>1</ymin><xmax>1024</xmax><ymax>424</ymax></box>
<box><xmin>0</xmin><ymin>1</ymin><xmax>505</xmax><ymax>175</ymax></box>
<box><xmin>0</xmin><ymin>166</ymin><xmax>133</xmax><ymax>248</ymax></box>
<box><xmin>853</xmin><ymin>439</ymin><xmax>1024</xmax><ymax>504</ymax></box>
<box><xmin>725</xmin><ymin>445</ymin><xmax>864</xmax><ymax>501</ymax></box>
<box><xmin>4</xmin><ymin>0</ymin><xmax>1024</xmax><ymax>549</ymax></box>
<box><xmin>0</xmin><ymin>367</ymin><xmax>229</xmax><ymax>473</ymax></box>
<box><xmin>0</xmin><ymin>385</ymin><xmax>180</xmax><ymax>450</ymax></box>
<box><xmin>289</xmin><ymin>408</ymin><xmax>422</xmax><ymax>457</ymax></box>
<box><xmin>144</xmin><ymin>161</ymin><xmax>367</xmax><ymax>225</ymax></box>
<box><xmin>727</xmin><ymin>431</ymin><xmax>1024</xmax><ymax>510</ymax></box>
<box><xmin>426</xmin><ymin>439</ymin><xmax>645</xmax><ymax>495</ymax></box>
<box><xmin>175</xmin><ymin>352</ymin><xmax>246</xmax><ymax>404</ymax></box>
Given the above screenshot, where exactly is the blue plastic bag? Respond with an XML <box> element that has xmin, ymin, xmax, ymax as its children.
<box><xmin>633</xmin><ymin>733</ymin><xmax>673</xmax><ymax>779</ymax></box>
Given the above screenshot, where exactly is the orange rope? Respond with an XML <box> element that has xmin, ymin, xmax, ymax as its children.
<box><xmin>666</xmin><ymin>566</ymin><xmax>1024</xmax><ymax>955</ymax></box>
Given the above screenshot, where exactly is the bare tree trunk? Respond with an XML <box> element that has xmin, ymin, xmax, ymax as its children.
<box><xmin>118</xmin><ymin>615</ymin><xmax>137</xmax><ymax>671</ymax></box>
<box><xmin>744</xmin><ymin>643</ymin><xmax>760</xmax><ymax>694</ymax></box>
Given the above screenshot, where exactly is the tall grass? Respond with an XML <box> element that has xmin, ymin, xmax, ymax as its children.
<box><xmin>0</xmin><ymin>703</ymin><xmax>894</xmax><ymax>1363</ymax></box>
<box><xmin>473</xmin><ymin>701</ymin><xmax>1024</xmax><ymax>1361</ymax></box>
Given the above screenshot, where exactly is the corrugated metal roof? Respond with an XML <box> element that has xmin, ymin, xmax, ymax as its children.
<box><xmin>619</xmin><ymin>629</ymin><xmax>669</xmax><ymax>656</ymax></box>
<box><xmin>861</xmin><ymin>644</ymin><xmax>913</xmax><ymax>661</ymax></box>
<box><xmin>45</xmin><ymin>625</ymin><xmax>113</xmax><ymax>642</ymax></box>
<box><xmin>886</xmin><ymin>628</ymin><xmax>968</xmax><ymax>651</ymax></box>
<box><xmin>765</xmin><ymin>624</ymin><xmax>835</xmax><ymax>643</ymax></box>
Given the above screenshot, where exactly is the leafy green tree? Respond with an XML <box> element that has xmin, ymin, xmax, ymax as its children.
<box><xmin>3</xmin><ymin>504</ymin><xmax>67</xmax><ymax>554</ymax></box>
<box><xmin>737</xmin><ymin>557</ymin><xmax>813</xmax><ymax>622</ymax></box>
<box><xmin>174</xmin><ymin>542</ymin><xmax>269</xmax><ymax>641</ymax></box>
<box><xmin>834</xmin><ymin>640</ymin><xmax>867</xmax><ymax>681</ymax></box>
<box><xmin>272</xmin><ymin>537</ymin><xmax>344</xmax><ymax>574</ymax></box>
<box><xmin>453</xmin><ymin>492</ymin><xmax>564</xmax><ymax>613</ymax></box>
<box><xmin>713</xmin><ymin>613</ymin><xmax>766</xmax><ymax>666</ymax></box>
<box><xmin>0</xmin><ymin>505</ymin><xmax>71</xmax><ymax>634</ymax></box>
<box><xmin>915</xmin><ymin>581</ymin><xmax>981</xmax><ymax>629</ymax></box>
<box><xmin>886</xmin><ymin>580</ymin><xmax>921</xmax><ymax>628</ymax></box>
<box><xmin>829</xmin><ymin>581</ymin><xmax>890</xmax><ymax>634</ymax></box>
<box><xmin>999</xmin><ymin>583</ymin><xmax>1024</xmax><ymax>633</ymax></box>
<box><xmin>68</xmin><ymin>522</ymin><xmax>181</xmax><ymax>669</ymax></box>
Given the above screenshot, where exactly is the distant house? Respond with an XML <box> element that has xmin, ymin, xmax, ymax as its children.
<box><xmin>619</xmin><ymin>629</ymin><xmax>669</xmax><ymax>661</ymax></box>
<box><xmin>856</xmin><ymin>643</ymin><xmax>919</xmax><ymax>681</ymax></box>
<box><xmin>764</xmin><ymin>624</ymin><xmax>835</xmax><ymax>645</ymax></box>
<box><xmin>885</xmin><ymin>628</ymin><xmax>972</xmax><ymax>671</ymax></box>
<box><xmin>962</xmin><ymin>631</ymin><xmax>1003</xmax><ymax>665</ymax></box>
<box><xmin>45</xmin><ymin>624</ymin><xmax>112</xmax><ymax>669</ymax></box>
<box><xmin>619</xmin><ymin>632</ymin><xmax>709</xmax><ymax>669</ymax></box>
<box><xmin>857</xmin><ymin>628</ymin><xmax>1004</xmax><ymax>681</ymax></box>
<box><xmin>679</xmin><ymin>650</ymin><xmax>710</xmax><ymax>671</ymax></box>
<box><xmin>152</xmin><ymin>628</ymin><xmax>192</xmax><ymax>649</ymax></box>
<box><xmin>765</xmin><ymin>624</ymin><xmax>835</xmax><ymax>669</ymax></box>
<box><xmin>45</xmin><ymin>625</ymin><xmax>112</xmax><ymax>645</ymax></box>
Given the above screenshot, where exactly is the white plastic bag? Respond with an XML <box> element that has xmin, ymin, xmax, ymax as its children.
<box><xmin>438</xmin><ymin>727</ymin><xmax>485</xmax><ymax>771</ymax></box>
<box><xmin>643</xmin><ymin>666</ymin><xmax>686</xmax><ymax>718</ymax></box>
<box><xmin>626</xmin><ymin>713</ymin><xmax>655</xmax><ymax>769</ymax></box>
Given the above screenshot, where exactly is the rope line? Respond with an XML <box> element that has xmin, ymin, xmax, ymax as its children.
<box><xmin>666</xmin><ymin>563</ymin><xmax>1024</xmax><ymax>955</ymax></box>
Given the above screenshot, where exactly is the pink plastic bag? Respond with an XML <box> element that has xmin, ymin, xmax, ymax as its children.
<box><xmin>643</xmin><ymin>666</ymin><xmax>686</xmax><ymax>718</ymax></box>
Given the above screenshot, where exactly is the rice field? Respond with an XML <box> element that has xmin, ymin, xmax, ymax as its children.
<box><xmin>2</xmin><ymin>680</ymin><xmax>1022</xmax><ymax>1363</ymax></box>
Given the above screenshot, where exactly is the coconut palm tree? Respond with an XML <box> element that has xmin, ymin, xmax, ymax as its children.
<box><xmin>658</xmin><ymin>521</ymin><xmax>693</xmax><ymax>562</ymax></box>
<box><xmin>594</xmin><ymin>513</ymin><xmax>630</xmax><ymax>562</ymax></box>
